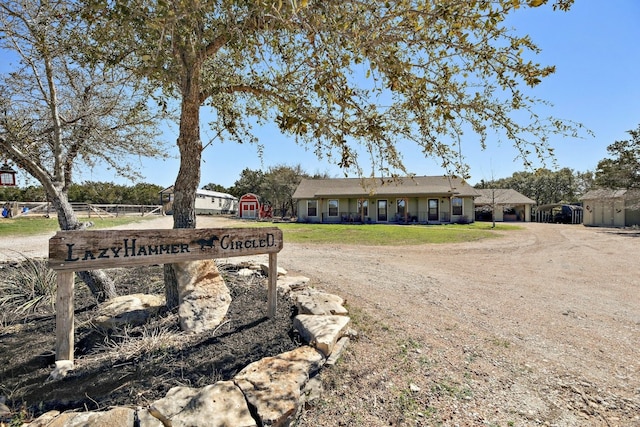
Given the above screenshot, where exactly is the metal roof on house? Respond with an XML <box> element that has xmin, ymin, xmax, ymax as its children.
<box><xmin>197</xmin><ymin>189</ymin><xmax>238</xmax><ymax>200</ymax></box>
<box><xmin>292</xmin><ymin>176</ymin><xmax>479</xmax><ymax>199</ymax></box>
<box><xmin>160</xmin><ymin>185</ymin><xmax>238</xmax><ymax>200</ymax></box>
<box><xmin>474</xmin><ymin>188</ymin><xmax>536</xmax><ymax>205</ymax></box>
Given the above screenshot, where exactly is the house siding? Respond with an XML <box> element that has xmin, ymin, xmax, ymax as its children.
<box><xmin>292</xmin><ymin>176</ymin><xmax>479</xmax><ymax>224</ymax></box>
<box><xmin>296</xmin><ymin>195</ymin><xmax>476</xmax><ymax>224</ymax></box>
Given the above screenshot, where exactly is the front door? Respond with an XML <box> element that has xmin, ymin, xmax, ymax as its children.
<box><xmin>377</xmin><ymin>200</ymin><xmax>388</xmax><ymax>222</ymax></box>
<box><xmin>428</xmin><ymin>199</ymin><xmax>439</xmax><ymax>221</ymax></box>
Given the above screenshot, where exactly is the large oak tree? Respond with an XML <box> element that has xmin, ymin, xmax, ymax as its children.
<box><xmin>0</xmin><ymin>0</ymin><xmax>167</xmax><ymax>301</ymax></box>
<box><xmin>84</xmin><ymin>0</ymin><xmax>582</xmax><ymax>306</ymax></box>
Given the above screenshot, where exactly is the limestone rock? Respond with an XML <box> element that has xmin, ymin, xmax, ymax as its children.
<box><xmin>0</xmin><ymin>403</ymin><xmax>10</xmax><ymax>419</ymax></box>
<box><xmin>148</xmin><ymin>386</ymin><xmax>199</xmax><ymax>424</ymax></box>
<box><xmin>237</xmin><ymin>268</ymin><xmax>256</xmax><ymax>277</ymax></box>
<box><xmin>293</xmin><ymin>314</ymin><xmax>351</xmax><ymax>357</ymax></box>
<box><xmin>173</xmin><ymin>382</ymin><xmax>257</xmax><ymax>427</ymax></box>
<box><xmin>300</xmin><ymin>376</ymin><xmax>324</xmax><ymax>408</ymax></box>
<box><xmin>234</xmin><ymin>346</ymin><xmax>325</xmax><ymax>427</ymax></box>
<box><xmin>325</xmin><ymin>337</ymin><xmax>350</xmax><ymax>366</ymax></box>
<box><xmin>47</xmin><ymin>360</ymin><xmax>74</xmax><ymax>381</ymax></box>
<box><xmin>174</xmin><ymin>260</ymin><xmax>231</xmax><ymax>333</ymax></box>
<box><xmin>148</xmin><ymin>382</ymin><xmax>256</xmax><ymax>427</ymax></box>
<box><xmin>28</xmin><ymin>412</ymin><xmax>77</xmax><ymax>427</ymax></box>
<box><xmin>137</xmin><ymin>408</ymin><xmax>164</xmax><ymax>427</ymax></box>
<box><xmin>295</xmin><ymin>291</ymin><xmax>348</xmax><ymax>315</ymax></box>
<box><xmin>76</xmin><ymin>407</ymin><xmax>135</xmax><ymax>427</ymax></box>
<box><xmin>277</xmin><ymin>276</ymin><xmax>310</xmax><ymax>294</ymax></box>
<box><xmin>94</xmin><ymin>293</ymin><xmax>165</xmax><ymax>329</ymax></box>
<box><xmin>260</xmin><ymin>263</ymin><xmax>287</xmax><ymax>277</ymax></box>
<box><xmin>32</xmin><ymin>407</ymin><xmax>135</xmax><ymax>427</ymax></box>
<box><xmin>21</xmin><ymin>410</ymin><xmax>60</xmax><ymax>427</ymax></box>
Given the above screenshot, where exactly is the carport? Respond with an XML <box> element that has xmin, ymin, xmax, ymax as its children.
<box><xmin>534</xmin><ymin>203</ymin><xmax>583</xmax><ymax>224</ymax></box>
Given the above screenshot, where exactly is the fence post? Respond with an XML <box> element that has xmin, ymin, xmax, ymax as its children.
<box><xmin>268</xmin><ymin>252</ymin><xmax>278</xmax><ymax>317</ymax></box>
<box><xmin>55</xmin><ymin>272</ymin><xmax>75</xmax><ymax>361</ymax></box>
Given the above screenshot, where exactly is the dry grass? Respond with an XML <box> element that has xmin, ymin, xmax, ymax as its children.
<box><xmin>0</xmin><ymin>257</ymin><xmax>56</xmax><ymax>320</ymax></box>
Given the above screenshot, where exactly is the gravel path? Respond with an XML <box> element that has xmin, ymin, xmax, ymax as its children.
<box><xmin>2</xmin><ymin>217</ymin><xmax>639</xmax><ymax>425</ymax></box>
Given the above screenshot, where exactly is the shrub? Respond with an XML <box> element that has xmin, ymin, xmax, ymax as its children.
<box><xmin>456</xmin><ymin>215</ymin><xmax>471</xmax><ymax>224</ymax></box>
<box><xmin>0</xmin><ymin>257</ymin><xmax>57</xmax><ymax>319</ymax></box>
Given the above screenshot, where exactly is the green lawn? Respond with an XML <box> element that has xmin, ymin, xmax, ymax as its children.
<box><xmin>247</xmin><ymin>221</ymin><xmax>521</xmax><ymax>245</ymax></box>
<box><xmin>0</xmin><ymin>215</ymin><xmax>521</xmax><ymax>245</ymax></box>
<box><xmin>0</xmin><ymin>215</ymin><xmax>160</xmax><ymax>237</ymax></box>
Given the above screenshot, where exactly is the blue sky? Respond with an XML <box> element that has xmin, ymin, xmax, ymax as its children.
<box><xmin>9</xmin><ymin>1</ymin><xmax>640</xmax><ymax>189</ymax></box>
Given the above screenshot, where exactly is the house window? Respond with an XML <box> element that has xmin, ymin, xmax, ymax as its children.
<box><xmin>328</xmin><ymin>199</ymin><xmax>339</xmax><ymax>217</ymax></box>
<box><xmin>358</xmin><ymin>199</ymin><xmax>368</xmax><ymax>217</ymax></box>
<box><xmin>452</xmin><ymin>197</ymin><xmax>463</xmax><ymax>216</ymax></box>
<box><xmin>396</xmin><ymin>199</ymin><xmax>406</xmax><ymax>215</ymax></box>
<box><xmin>307</xmin><ymin>200</ymin><xmax>318</xmax><ymax>217</ymax></box>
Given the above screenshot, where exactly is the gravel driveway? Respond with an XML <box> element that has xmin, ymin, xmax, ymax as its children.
<box><xmin>2</xmin><ymin>217</ymin><xmax>639</xmax><ymax>425</ymax></box>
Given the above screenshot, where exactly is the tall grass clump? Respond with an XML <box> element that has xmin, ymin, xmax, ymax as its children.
<box><xmin>0</xmin><ymin>256</ymin><xmax>57</xmax><ymax>319</ymax></box>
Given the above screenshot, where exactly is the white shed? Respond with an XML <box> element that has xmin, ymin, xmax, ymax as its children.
<box><xmin>582</xmin><ymin>189</ymin><xmax>640</xmax><ymax>227</ymax></box>
<box><xmin>159</xmin><ymin>186</ymin><xmax>238</xmax><ymax>215</ymax></box>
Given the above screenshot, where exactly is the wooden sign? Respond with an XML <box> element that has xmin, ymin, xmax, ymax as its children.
<box><xmin>49</xmin><ymin>227</ymin><xmax>284</xmax><ymax>363</ymax></box>
<box><xmin>49</xmin><ymin>227</ymin><xmax>283</xmax><ymax>271</ymax></box>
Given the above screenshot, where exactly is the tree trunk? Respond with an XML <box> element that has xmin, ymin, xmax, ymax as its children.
<box><xmin>163</xmin><ymin>264</ymin><xmax>180</xmax><ymax>309</ymax></box>
<box><xmin>164</xmin><ymin>67</ymin><xmax>203</xmax><ymax>309</ymax></box>
<box><xmin>76</xmin><ymin>270</ymin><xmax>117</xmax><ymax>302</ymax></box>
<box><xmin>49</xmin><ymin>184</ymin><xmax>117</xmax><ymax>302</ymax></box>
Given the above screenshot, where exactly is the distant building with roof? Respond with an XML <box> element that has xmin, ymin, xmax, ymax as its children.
<box><xmin>474</xmin><ymin>188</ymin><xmax>536</xmax><ymax>222</ymax></box>
<box><xmin>159</xmin><ymin>186</ymin><xmax>238</xmax><ymax>215</ymax></box>
<box><xmin>292</xmin><ymin>176</ymin><xmax>478</xmax><ymax>224</ymax></box>
<box><xmin>581</xmin><ymin>188</ymin><xmax>640</xmax><ymax>227</ymax></box>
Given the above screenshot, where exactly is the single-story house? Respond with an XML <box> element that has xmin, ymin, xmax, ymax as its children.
<box><xmin>159</xmin><ymin>186</ymin><xmax>238</xmax><ymax>215</ymax></box>
<box><xmin>581</xmin><ymin>188</ymin><xmax>640</xmax><ymax>227</ymax></box>
<box><xmin>474</xmin><ymin>188</ymin><xmax>536</xmax><ymax>222</ymax></box>
<box><xmin>292</xmin><ymin>176</ymin><xmax>479</xmax><ymax>224</ymax></box>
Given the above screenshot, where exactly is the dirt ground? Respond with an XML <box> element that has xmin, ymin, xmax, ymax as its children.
<box><xmin>1</xmin><ymin>217</ymin><xmax>639</xmax><ymax>426</ymax></box>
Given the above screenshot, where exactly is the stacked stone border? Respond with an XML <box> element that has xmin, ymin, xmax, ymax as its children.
<box><xmin>26</xmin><ymin>260</ymin><xmax>352</xmax><ymax>427</ymax></box>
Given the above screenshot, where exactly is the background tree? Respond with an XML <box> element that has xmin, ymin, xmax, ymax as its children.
<box><xmin>573</xmin><ymin>170</ymin><xmax>594</xmax><ymax>198</ymax></box>
<box><xmin>0</xmin><ymin>0</ymin><xmax>167</xmax><ymax>301</ymax></box>
<box><xmin>201</xmin><ymin>183</ymin><xmax>231</xmax><ymax>194</ymax></box>
<box><xmin>261</xmin><ymin>164</ymin><xmax>306</xmax><ymax>217</ymax></box>
<box><xmin>226</xmin><ymin>165</ymin><xmax>310</xmax><ymax>217</ymax></box>
<box><xmin>84</xmin><ymin>0</ymin><xmax>582</xmax><ymax>306</ymax></box>
<box><xmin>476</xmin><ymin>167</ymin><xmax>589</xmax><ymax>205</ymax></box>
<box><xmin>228</xmin><ymin>168</ymin><xmax>266</xmax><ymax>198</ymax></box>
<box><xmin>595</xmin><ymin>124</ymin><xmax>640</xmax><ymax>189</ymax></box>
<box><xmin>123</xmin><ymin>183</ymin><xmax>165</xmax><ymax>205</ymax></box>
<box><xmin>66</xmin><ymin>182</ymin><xmax>164</xmax><ymax>204</ymax></box>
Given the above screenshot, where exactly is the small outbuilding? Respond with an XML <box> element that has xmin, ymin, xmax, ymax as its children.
<box><xmin>474</xmin><ymin>188</ymin><xmax>536</xmax><ymax>222</ymax></box>
<box><xmin>534</xmin><ymin>203</ymin><xmax>583</xmax><ymax>224</ymax></box>
<box><xmin>159</xmin><ymin>186</ymin><xmax>238</xmax><ymax>215</ymax></box>
<box><xmin>238</xmin><ymin>193</ymin><xmax>261</xmax><ymax>219</ymax></box>
<box><xmin>581</xmin><ymin>188</ymin><xmax>640</xmax><ymax>227</ymax></box>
